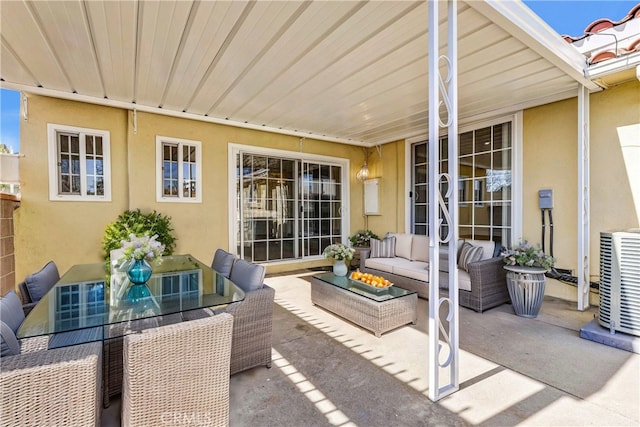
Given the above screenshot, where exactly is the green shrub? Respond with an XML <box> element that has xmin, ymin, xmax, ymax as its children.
<box><xmin>102</xmin><ymin>209</ymin><xmax>176</xmax><ymax>261</ymax></box>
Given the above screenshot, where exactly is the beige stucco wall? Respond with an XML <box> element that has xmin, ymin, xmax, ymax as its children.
<box><xmin>15</xmin><ymin>94</ymin><xmax>401</xmax><ymax>280</ymax></box>
<box><xmin>523</xmin><ymin>80</ymin><xmax>640</xmax><ymax>302</ymax></box>
<box><xmin>15</xmin><ymin>95</ymin><xmax>129</xmax><ymax>281</ymax></box>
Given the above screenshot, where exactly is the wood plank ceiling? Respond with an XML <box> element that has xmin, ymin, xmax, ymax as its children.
<box><xmin>0</xmin><ymin>0</ymin><xmax>598</xmax><ymax>146</ymax></box>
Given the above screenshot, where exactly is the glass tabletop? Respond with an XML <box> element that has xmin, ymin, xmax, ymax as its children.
<box><xmin>313</xmin><ymin>272</ymin><xmax>416</xmax><ymax>302</ymax></box>
<box><xmin>17</xmin><ymin>254</ymin><xmax>245</xmax><ymax>341</ymax></box>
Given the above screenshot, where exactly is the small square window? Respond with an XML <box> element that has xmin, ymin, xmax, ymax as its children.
<box><xmin>47</xmin><ymin>124</ymin><xmax>111</xmax><ymax>201</ymax></box>
<box><xmin>156</xmin><ymin>136</ymin><xmax>202</xmax><ymax>203</ymax></box>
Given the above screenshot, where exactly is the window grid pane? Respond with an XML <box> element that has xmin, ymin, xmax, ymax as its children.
<box><xmin>163</xmin><ymin>143</ymin><xmax>179</xmax><ymax>197</ymax></box>
<box><xmin>181</xmin><ymin>143</ymin><xmax>197</xmax><ymax>198</ymax></box>
<box><xmin>411</xmin><ymin>121</ymin><xmax>512</xmax><ymax>245</ymax></box>
<box><xmin>58</xmin><ymin>133</ymin><xmax>81</xmax><ymax>195</ymax></box>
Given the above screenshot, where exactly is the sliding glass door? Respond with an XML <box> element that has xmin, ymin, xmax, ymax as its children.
<box><xmin>235</xmin><ymin>151</ymin><xmax>344</xmax><ymax>263</ymax></box>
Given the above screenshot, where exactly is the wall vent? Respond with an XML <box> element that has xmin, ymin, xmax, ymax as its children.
<box><xmin>599</xmin><ymin>230</ymin><xmax>640</xmax><ymax>337</ymax></box>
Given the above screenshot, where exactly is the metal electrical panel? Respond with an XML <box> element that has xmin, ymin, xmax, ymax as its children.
<box><xmin>364</xmin><ymin>178</ymin><xmax>381</xmax><ymax>215</ymax></box>
<box><xmin>539</xmin><ymin>189</ymin><xmax>553</xmax><ymax>209</ymax></box>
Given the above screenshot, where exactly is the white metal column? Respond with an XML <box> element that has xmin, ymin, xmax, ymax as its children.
<box><xmin>577</xmin><ymin>85</ymin><xmax>590</xmax><ymax>311</ymax></box>
<box><xmin>428</xmin><ymin>0</ymin><xmax>459</xmax><ymax>402</ymax></box>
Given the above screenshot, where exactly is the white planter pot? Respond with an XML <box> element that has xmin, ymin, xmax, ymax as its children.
<box><xmin>504</xmin><ymin>265</ymin><xmax>547</xmax><ymax>318</ymax></box>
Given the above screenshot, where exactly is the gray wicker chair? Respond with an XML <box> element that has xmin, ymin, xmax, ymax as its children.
<box><xmin>0</xmin><ymin>341</ymin><xmax>102</xmax><ymax>426</ymax></box>
<box><xmin>121</xmin><ymin>313</ymin><xmax>234</xmax><ymax>427</ymax></box>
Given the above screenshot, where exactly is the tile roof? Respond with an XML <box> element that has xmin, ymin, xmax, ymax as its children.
<box><xmin>562</xmin><ymin>3</ymin><xmax>640</xmax><ymax>64</ymax></box>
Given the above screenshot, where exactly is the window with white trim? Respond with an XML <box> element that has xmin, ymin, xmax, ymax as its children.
<box><xmin>47</xmin><ymin>124</ymin><xmax>111</xmax><ymax>201</ymax></box>
<box><xmin>155</xmin><ymin>136</ymin><xmax>202</xmax><ymax>203</ymax></box>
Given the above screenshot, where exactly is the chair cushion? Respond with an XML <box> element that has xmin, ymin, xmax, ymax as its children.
<box><xmin>229</xmin><ymin>259</ymin><xmax>265</xmax><ymax>293</ymax></box>
<box><xmin>24</xmin><ymin>261</ymin><xmax>60</xmax><ymax>302</ymax></box>
<box><xmin>370</xmin><ymin>237</ymin><xmax>396</xmax><ymax>258</ymax></box>
<box><xmin>0</xmin><ymin>291</ymin><xmax>25</xmax><ymax>334</ymax></box>
<box><xmin>458</xmin><ymin>242</ymin><xmax>484</xmax><ymax>272</ymax></box>
<box><xmin>0</xmin><ymin>321</ymin><xmax>20</xmax><ymax>357</ymax></box>
<box><xmin>212</xmin><ymin>249</ymin><xmax>236</xmax><ymax>278</ymax></box>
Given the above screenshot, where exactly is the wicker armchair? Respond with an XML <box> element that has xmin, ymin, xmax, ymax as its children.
<box><xmin>121</xmin><ymin>314</ymin><xmax>233</xmax><ymax>427</ymax></box>
<box><xmin>225</xmin><ymin>285</ymin><xmax>274</xmax><ymax>375</ymax></box>
<box><xmin>0</xmin><ymin>342</ymin><xmax>102</xmax><ymax>426</ymax></box>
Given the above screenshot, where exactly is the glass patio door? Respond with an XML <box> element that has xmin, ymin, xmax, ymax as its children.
<box><xmin>236</xmin><ymin>153</ymin><xmax>344</xmax><ymax>263</ymax></box>
<box><xmin>298</xmin><ymin>161</ymin><xmax>343</xmax><ymax>258</ymax></box>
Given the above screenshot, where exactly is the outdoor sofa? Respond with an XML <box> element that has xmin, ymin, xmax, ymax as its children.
<box><xmin>359</xmin><ymin>233</ymin><xmax>510</xmax><ymax>312</ymax></box>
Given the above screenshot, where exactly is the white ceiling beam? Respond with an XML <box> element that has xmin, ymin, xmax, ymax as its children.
<box><xmin>467</xmin><ymin>0</ymin><xmax>601</xmax><ymax>92</ymax></box>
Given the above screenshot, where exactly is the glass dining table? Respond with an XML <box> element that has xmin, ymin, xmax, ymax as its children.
<box><xmin>17</xmin><ymin>254</ymin><xmax>245</xmax><ymax>406</ymax></box>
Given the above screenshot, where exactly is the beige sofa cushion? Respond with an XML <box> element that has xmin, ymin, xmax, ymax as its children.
<box><xmin>364</xmin><ymin>257</ymin><xmax>396</xmax><ymax>273</ymax></box>
<box><xmin>388</xmin><ymin>233</ymin><xmax>413</xmax><ymax>260</ymax></box>
<box><xmin>393</xmin><ymin>261</ymin><xmax>430</xmax><ymax>282</ymax></box>
<box><xmin>411</xmin><ymin>234</ymin><xmax>429</xmax><ymax>262</ymax></box>
<box><xmin>466</xmin><ymin>239</ymin><xmax>495</xmax><ymax>260</ymax></box>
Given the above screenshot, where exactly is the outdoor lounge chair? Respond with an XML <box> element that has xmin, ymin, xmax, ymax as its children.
<box><xmin>121</xmin><ymin>314</ymin><xmax>233</xmax><ymax>427</ymax></box>
<box><xmin>0</xmin><ymin>341</ymin><xmax>102</xmax><ymax>426</ymax></box>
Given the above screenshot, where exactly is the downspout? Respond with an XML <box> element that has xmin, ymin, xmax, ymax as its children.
<box><xmin>577</xmin><ymin>86</ymin><xmax>590</xmax><ymax>310</ymax></box>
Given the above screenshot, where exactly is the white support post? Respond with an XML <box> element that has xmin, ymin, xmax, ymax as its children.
<box><xmin>428</xmin><ymin>0</ymin><xmax>459</xmax><ymax>402</ymax></box>
<box><xmin>577</xmin><ymin>85</ymin><xmax>590</xmax><ymax>311</ymax></box>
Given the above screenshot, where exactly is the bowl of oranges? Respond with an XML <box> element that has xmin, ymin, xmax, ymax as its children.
<box><xmin>349</xmin><ymin>270</ymin><xmax>393</xmax><ymax>293</ymax></box>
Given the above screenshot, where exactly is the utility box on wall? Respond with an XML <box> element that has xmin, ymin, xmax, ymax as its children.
<box><xmin>364</xmin><ymin>178</ymin><xmax>380</xmax><ymax>215</ymax></box>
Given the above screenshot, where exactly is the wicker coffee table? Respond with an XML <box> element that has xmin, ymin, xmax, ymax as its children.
<box><xmin>311</xmin><ymin>272</ymin><xmax>417</xmax><ymax>337</ymax></box>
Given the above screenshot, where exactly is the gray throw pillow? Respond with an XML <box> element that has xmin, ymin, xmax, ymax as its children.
<box><xmin>212</xmin><ymin>249</ymin><xmax>236</xmax><ymax>279</ymax></box>
<box><xmin>229</xmin><ymin>259</ymin><xmax>265</xmax><ymax>293</ymax></box>
<box><xmin>370</xmin><ymin>237</ymin><xmax>396</xmax><ymax>258</ymax></box>
<box><xmin>24</xmin><ymin>261</ymin><xmax>60</xmax><ymax>302</ymax></box>
<box><xmin>458</xmin><ymin>242</ymin><xmax>484</xmax><ymax>272</ymax></box>
<box><xmin>0</xmin><ymin>291</ymin><xmax>25</xmax><ymax>334</ymax></box>
<box><xmin>0</xmin><ymin>321</ymin><xmax>20</xmax><ymax>357</ymax></box>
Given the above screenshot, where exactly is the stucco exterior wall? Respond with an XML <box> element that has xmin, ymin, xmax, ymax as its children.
<box><xmin>15</xmin><ymin>94</ymin><xmax>397</xmax><ymax>279</ymax></box>
<box><xmin>523</xmin><ymin>80</ymin><xmax>640</xmax><ymax>302</ymax></box>
<box><xmin>15</xmin><ymin>95</ymin><xmax>129</xmax><ymax>281</ymax></box>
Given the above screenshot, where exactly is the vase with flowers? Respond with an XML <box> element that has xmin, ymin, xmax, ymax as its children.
<box><xmin>323</xmin><ymin>243</ymin><xmax>355</xmax><ymax>276</ymax></box>
<box><xmin>119</xmin><ymin>234</ymin><xmax>165</xmax><ymax>307</ymax></box>
<box><xmin>501</xmin><ymin>240</ymin><xmax>555</xmax><ymax>318</ymax></box>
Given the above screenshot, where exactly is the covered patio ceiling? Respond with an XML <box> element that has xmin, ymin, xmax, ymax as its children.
<box><xmin>0</xmin><ymin>0</ymin><xmax>600</xmax><ymax>147</ymax></box>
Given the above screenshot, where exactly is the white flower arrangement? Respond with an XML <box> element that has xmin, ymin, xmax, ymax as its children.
<box><xmin>323</xmin><ymin>243</ymin><xmax>355</xmax><ymax>262</ymax></box>
<box><xmin>119</xmin><ymin>233</ymin><xmax>165</xmax><ymax>263</ymax></box>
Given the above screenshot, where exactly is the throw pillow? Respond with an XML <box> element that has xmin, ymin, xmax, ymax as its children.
<box><xmin>24</xmin><ymin>261</ymin><xmax>60</xmax><ymax>302</ymax></box>
<box><xmin>211</xmin><ymin>249</ymin><xmax>236</xmax><ymax>279</ymax></box>
<box><xmin>0</xmin><ymin>291</ymin><xmax>25</xmax><ymax>334</ymax></box>
<box><xmin>458</xmin><ymin>242</ymin><xmax>484</xmax><ymax>272</ymax></box>
<box><xmin>370</xmin><ymin>237</ymin><xmax>396</xmax><ymax>258</ymax></box>
<box><xmin>229</xmin><ymin>259</ymin><xmax>266</xmax><ymax>293</ymax></box>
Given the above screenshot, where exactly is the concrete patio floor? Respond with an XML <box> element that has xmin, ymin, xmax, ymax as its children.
<box><xmin>104</xmin><ymin>270</ymin><xmax>640</xmax><ymax>426</ymax></box>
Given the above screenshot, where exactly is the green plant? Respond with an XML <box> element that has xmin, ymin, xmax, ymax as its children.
<box><xmin>102</xmin><ymin>209</ymin><xmax>176</xmax><ymax>261</ymax></box>
<box><xmin>502</xmin><ymin>240</ymin><xmax>555</xmax><ymax>270</ymax></box>
<box><xmin>348</xmin><ymin>230</ymin><xmax>379</xmax><ymax>248</ymax></box>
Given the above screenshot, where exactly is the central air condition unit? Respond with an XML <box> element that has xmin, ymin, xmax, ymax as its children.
<box><xmin>599</xmin><ymin>230</ymin><xmax>640</xmax><ymax>337</ymax></box>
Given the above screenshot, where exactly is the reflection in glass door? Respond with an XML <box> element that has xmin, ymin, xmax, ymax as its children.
<box><xmin>236</xmin><ymin>152</ymin><xmax>343</xmax><ymax>263</ymax></box>
<box><xmin>299</xmin><ymin>162</ymin><xmax>343</xmax><ymax>258</ymax></box>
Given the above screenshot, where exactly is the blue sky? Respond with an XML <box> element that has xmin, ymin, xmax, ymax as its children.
<box><xmin>0</xmin><ymin>1</ymin><xmax>637</xmax><ymax>153</ymax></box>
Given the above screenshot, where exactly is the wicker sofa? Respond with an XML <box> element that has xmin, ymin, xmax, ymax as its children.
<box><xmin>359</xmin><ymin>233</ymin><xmax>510</xmax><ymax>312</ymax></box>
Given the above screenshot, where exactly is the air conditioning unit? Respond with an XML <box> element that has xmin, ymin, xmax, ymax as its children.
<box><xmin>599</xmin><ymin>230</ymin><xmax>640</xmax><ymax>337</ymax></box>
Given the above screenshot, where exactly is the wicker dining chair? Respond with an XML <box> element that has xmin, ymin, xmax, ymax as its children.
<box><xmin>0</xmin><ymin>341</ymin><xmax>103</xmax><ymax>426</ymax></box>
<box><xmin>121</xmin><ymin>313</ymin><xmax>234</xmax><ymax>427</ymax></box>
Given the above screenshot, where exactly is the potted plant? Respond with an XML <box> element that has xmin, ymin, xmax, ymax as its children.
<box><xmin>349</xmin><ymin>230</ymin><xmax>379</xmax><ymax>248</ymax></box>
<box><xmin>323</xmin><ymin>243</ymin><xmax>355</xmax><ymax>277</ymax></box>
<box><xmin>501</xmin><ymin>240</ymin><xmax>556</xmax><ymax>318</ymax></box>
